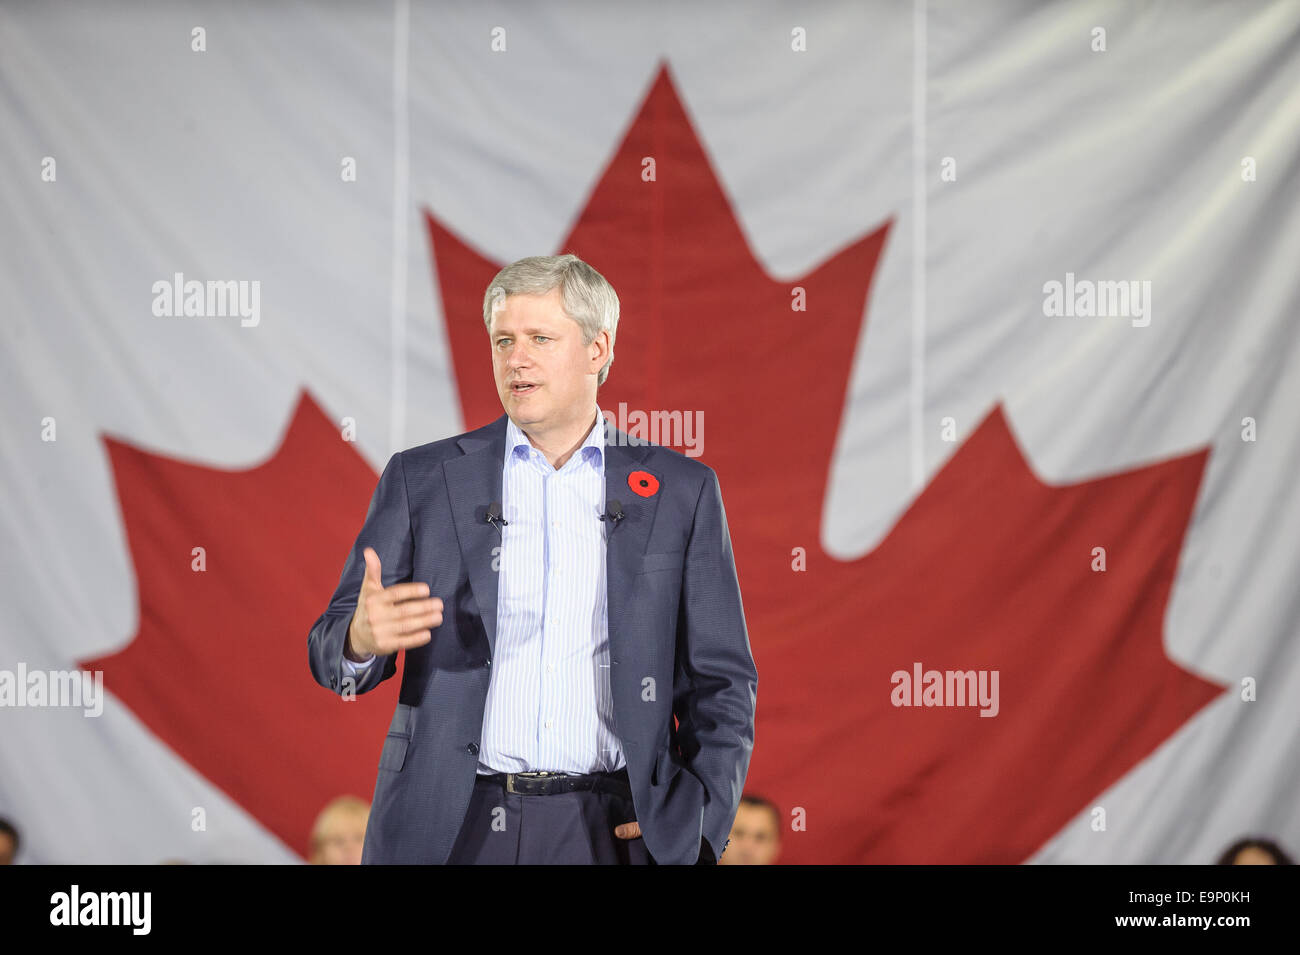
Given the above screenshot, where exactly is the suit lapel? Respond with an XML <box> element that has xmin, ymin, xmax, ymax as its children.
<box><xmin>603</xmin><ymin>428</ymin><xmax>661</xmax><ymax>656</ymax></box>
<box><xmin>443</xmin><ymin>417</ymin><xmax>507</xmax><ymax>655</ymax></box>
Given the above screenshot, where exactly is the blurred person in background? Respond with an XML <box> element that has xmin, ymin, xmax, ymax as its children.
<box><xmin>0</xmin><ymin>817</ymin><xmax>18</xmax><ymax>865</ymax></box>
<box><xmin>1216</xmin><ymin>837</ymin><xmax>1293</xmax><ymax>865</ymax></box>
<box><xmin>719</xmin><ymin>794</ymin><xmax>781</xmax><ymax>865</ymax></box>
<box><xmin>309</xmin><ymin>795</ymin><xmax>370</xmax><ymax>865</ymax></box>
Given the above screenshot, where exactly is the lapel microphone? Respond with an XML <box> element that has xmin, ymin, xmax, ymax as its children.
<box><xmin>485</xmin><ymin>501</ymin><xmax>509</xmax><ymax>531</ymax></box>
<box><xmin>599</xmin><ymin>499</ymin><xmax>625</xmax><ymax>525</ymax></box>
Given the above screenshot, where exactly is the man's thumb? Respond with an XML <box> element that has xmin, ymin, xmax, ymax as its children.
<box><xmin>362</xmin><ymin>546</ymin><xmax>383</xmax><ymax>585</ymax></box>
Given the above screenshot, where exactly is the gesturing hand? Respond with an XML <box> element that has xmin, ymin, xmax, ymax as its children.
<box><xmin>345</xmin><ymin>546</ymin><xmax>442</xmax><ymax>660</ymax></box>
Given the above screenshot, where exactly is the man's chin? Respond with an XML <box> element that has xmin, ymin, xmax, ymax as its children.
<box><xmin>503</xmin><ymin>396</ymin><xmax>545</xmax><ymax>421</ymax></box>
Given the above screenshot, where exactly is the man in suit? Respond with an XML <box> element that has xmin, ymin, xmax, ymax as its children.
<box><xmin>307</xmin><ymin>253</ymin><xmax>757</xmax><ymax>864</ymax></box>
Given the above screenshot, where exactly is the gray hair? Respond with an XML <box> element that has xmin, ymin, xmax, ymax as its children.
<box><xmin>482</xmin><ymin>253</ymin><xmax>620</xmax><ymax>386</ymax></box>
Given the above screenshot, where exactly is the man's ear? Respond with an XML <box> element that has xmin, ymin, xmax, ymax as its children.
<box><xmin>589</xmin><ymin>329</ymin><xmax>611</xmax><ymax>369</ymax></box>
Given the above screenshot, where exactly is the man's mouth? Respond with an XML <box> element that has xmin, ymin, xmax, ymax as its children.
<box><xmin>511</xmin><ymin>382</ymin><xmax>539</xmax><ymax>395</ymax></box>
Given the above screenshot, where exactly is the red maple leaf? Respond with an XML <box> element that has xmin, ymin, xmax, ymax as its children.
<box><xmin>82</xmin><ymin>62</ymin><xmax>1222</xmax><ymax>865</ymax></box>
<box><xmin>82</xmin><ymin>393</ymin><xmax>401</xmax><ymax>860</ymax></box>
<box><xmin>428</xmin><ymin>62</ymin><xmax>1225</xmax><ymax>862</ymax></box>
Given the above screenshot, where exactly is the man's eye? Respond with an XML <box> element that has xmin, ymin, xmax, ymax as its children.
<box><xmin>534</xmin><ymin>336</ymin><xmax>549</xmax><ymax>343</ymax></box>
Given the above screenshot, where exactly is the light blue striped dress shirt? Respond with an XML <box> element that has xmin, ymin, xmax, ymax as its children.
<box><xmin>344</xmin><ymin>406</ymin><xmax>625</xmax><ymax>777</ymax></box>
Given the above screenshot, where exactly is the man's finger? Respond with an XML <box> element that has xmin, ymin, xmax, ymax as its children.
<box><xmin>382</xmin><ymin>606</ymin><xmax>443</xmax><ymax>635</ymax></box>
<box><xmin>374</xmin><ymin>630</ymin><xmax>434</xmax><ymax>653</ymax></box>
<box><xmin>381</xmin><ymin>582</ymin><xmax>432</xmax><ymax>603</ymax></box>
<box><xmin>373</xmin><ymin>605</ymin><xmax>442</xmax><ymax>640</ymax></box>
<box><xmin>392</xmin><ymin>597</ymin><xmax>441</xmax><ymax>621</ymax></box>
<box><xmin>362</xmin><ymin>547</ymin><xmax>383</xmax><ymax>586</ymax></box>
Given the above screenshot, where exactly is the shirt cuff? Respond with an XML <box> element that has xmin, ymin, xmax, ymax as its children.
<box><xmin>342</xmin><ymin>653</ymin><xmax>376</xmax><ymax>673</ymax></box>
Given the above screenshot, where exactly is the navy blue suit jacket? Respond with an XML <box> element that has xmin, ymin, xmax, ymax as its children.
<box><xmin>307</xmin><ymin>413</ymin><xmax>757</xmax><ymax>864</ymax></box>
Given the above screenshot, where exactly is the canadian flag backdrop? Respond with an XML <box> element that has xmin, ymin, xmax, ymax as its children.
<box><xmin>1</xmin><ymin>1</ymin><xmax>1298</xmax><ymax>864</ymax></box>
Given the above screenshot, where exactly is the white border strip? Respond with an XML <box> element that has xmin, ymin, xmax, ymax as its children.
<box><xmin>911</xmin><ymin>0</ymin><xmax>928</xmax><ymax>491</ymax></box>
<box><xmin>389</xmin><ymin>0</ymin><xmax>411</xmax><ymax>450</ymax></box>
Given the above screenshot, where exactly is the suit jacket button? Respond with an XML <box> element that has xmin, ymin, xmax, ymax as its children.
<box><xmin>466</xmin><ymin>743</ymin><xmax>479</xmax><ymax>755</ymax></box>
<box><xmin>483</xmin><ymin>658</ymin><xmax>491</xmax><ymax>668</ymax></box>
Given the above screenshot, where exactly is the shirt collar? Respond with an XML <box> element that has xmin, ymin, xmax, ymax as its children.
<box><xmin>505</xmin><ymin>405</ymin><xmax>605</xmax><ymax>471</ymax></box>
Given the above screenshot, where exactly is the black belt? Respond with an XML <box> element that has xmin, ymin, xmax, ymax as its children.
<box><xmin>479</xmin><ymin>767</ymin><xmax>631</xmax><ymax>797</ymax></box>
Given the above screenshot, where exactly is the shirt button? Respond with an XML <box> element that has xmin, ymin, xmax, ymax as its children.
<box><xmin>545</xmin><ymin>720</ymin><xmax>552</xmax><ymax>729</ymax></box>
<box><xmin>546</xmin><ymin>664</ymin><xmax>553</xmax><ymax>673</ymax></box>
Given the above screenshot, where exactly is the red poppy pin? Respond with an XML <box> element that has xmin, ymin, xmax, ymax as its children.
<box><xmin>628</xmin><ymin>470</ymin><xmax>660</xmax><ymax>498</ymax></box>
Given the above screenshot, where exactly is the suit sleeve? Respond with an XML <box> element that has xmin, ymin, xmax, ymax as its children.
<box><xmin>674</xmin><ymin>468</ymin><xmax>758</xmax><ymax>863</ymax></box>
<box><xmin>307</xmin><ymin>450</ymin><xmax>412</xmax><ymax>697</ymax></box>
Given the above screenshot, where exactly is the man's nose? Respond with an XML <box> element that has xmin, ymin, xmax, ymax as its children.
<box><xmin>503</xmin><ymin>342</ymin><xmax>532</xmax><ymax>367</ymax></box>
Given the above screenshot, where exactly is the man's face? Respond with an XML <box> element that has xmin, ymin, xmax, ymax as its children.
<box><xmin>719</xmin><ymin>804</ymin><xmax>781</xmax><ymax>865</ymax></box>
<box><xmin>1231</xmin><ymin>847</ymin><xmax>1277</xmax><ymax>865</ymax></box>
<box><xmin>490</xmin><ymin>287</ymin><xmax>606</xmax><ymax>435</ymax></box>
<box><xmin>311</xmin><ymin>812</ymin><xmax>367</xmax><ymax>865</ymax></box>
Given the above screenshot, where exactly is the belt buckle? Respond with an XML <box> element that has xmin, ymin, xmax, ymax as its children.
<box><xmin>506</xmin><ymin>770</ymin><xmax>557</xmax><ymax>794</ymax></box>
